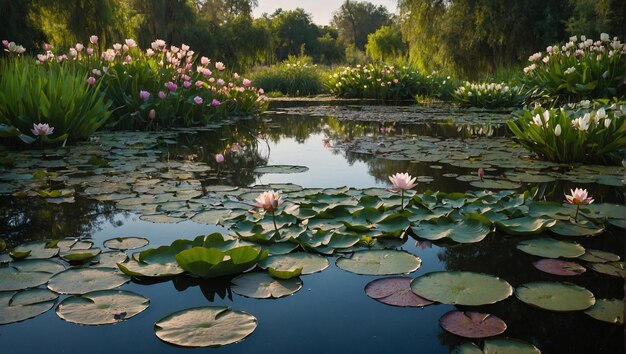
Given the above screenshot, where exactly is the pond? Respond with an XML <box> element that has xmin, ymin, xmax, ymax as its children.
<box><xmin>0</xmin><ymin>100</ymin><xmax>624</xmax><ymax>354</ymax></box>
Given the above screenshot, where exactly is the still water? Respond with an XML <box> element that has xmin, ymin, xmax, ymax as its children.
<box><xmin>0</xmin><ymin>102</ymin><xmax>623</xmax><ymax>354</ymax></box>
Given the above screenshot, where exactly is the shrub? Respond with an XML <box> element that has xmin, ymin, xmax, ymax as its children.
<box><xmin>325</xmin><ymin>64</ymin><xmax>423</xmax><ymax>100</ymax></box>
<box><xmin>251</xmin><ymin>56</ymin><xmax>326</xmax><ymax>96</ymax></box>
<box><xmin>453</xmin><ymin>81</ymin><xmax>524</xmax><ymax>108</ymax></box>
<box><xmin>507</xmin><ymin>100</ymin><xmax>626</xmax><ymax>164</ymax></box>
<box><xmin>0</xmin><ymin>57</ymin><xmax>111</xmax><ymax>145</ymax></box>
<box><xmin>522</xmin><ymin>34</ymin><xmax>626</xmax><ymax>104</ymax></box>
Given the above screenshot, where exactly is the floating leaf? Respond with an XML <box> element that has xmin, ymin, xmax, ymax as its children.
<box><xmin>411</xmin><ymin>217</ymin><xmax>491</xmax><ymax>243</ymax></box>
<box><xmin>410</xmin><ymin>271</ymin><xmax>512</xmax><ymax>306</ymax></box>
<box><xmin>336</xmin><ymin>250</ymin><xmax>421</xmax><ymax>275</ymax></box>
<box><xmin>0</xmin><ymin>267</ymin><xmax>52</xmax><ymax>291</ymax></box>
<box><xmin>578</xmin><ymin>249</ymin><xmax>620</xmax><ymax>263</ymax></box>
<box><xmin>11</xmin><ymin>259</ymin><xmax>65</xmax><ymax>275</ymax></box>
<box><xmin>47</xmin><ymin>268</ymin><xmax>130</xmax><ymax>294</ymax></box>
<box><xmin>588</xmin><ymin>262</ymin><xmax>625</xmax><ymax>277</ymax></box>
<box><xmin>515</xmin><ymin>281</ymin><xmax>595</xmax><ymax>311</ymax></box>
<box><xmin>92</xmin><ymin>252</ymin><xmax>128</xmax><ymax>268</ymax></box>
<box><xmin>470</xmin><ymin>179</ymin><xmax>521</xmax><ymax>189</ymax></box>
<box><xmin>549</xmin><ymin>220</ymin><xmax>604</xmax><ymax>237</ymax></box>
<box><xmin>517</xmin><ymin>238</ymin><xmax>585</xmax><ymax>259</ymax></box>
<box><xmin>584</xmin><ymin>298</ymin><xmax>624</xmax><ymax>324</ymax></box>
<box><xmin>495</xmin><ymin>217</ymin><xmax>556</xmax><ymax>235</ymax></box>
<box><xmin>533</xmin><ymin>259</ymin><xmax>586</xmax><ymax>276</ymax></box>
<box><xmin>231</xmin><ymin>272</ymin><xmax>302</xmax><ymax>299</ymax></box>
<box><xmin>175</xmin><ymin>246</ymin><xmax>268</xmax><ymax>279</ymax></box>
<box><xmin>117</xmin><ymin>259</ymin><xmax>184</xmax><ymax>278</ymax></box>
<box><xmin>13</xmin><ymin>241</ymin><xmax>58</xmax><ymax>259</ymax></box>
<box><xmin>253</xmin><ymin>165</ymin><xmax>309</xmax><ymax>174</ymax></box>
<box><xmin>439</xmin><ymin>311</ymin><xmax>506</xmax><ymax>338</ymax></box>
<box><xmin>267</xmin><ymin>266</ymin><xmax>302</xmax><ymax>279</ymax></box>
<box><xmin>60</xmin><ymin>248</ymin><xmax>101</xmax><ymax>262</ymax></box>
<box><xmin>191</xmin><ymin>210</ymin><xmax>233</xmax><ymax>225</ymax></box>
<box><xmin>103</xmin><ymin>237</ymin><xmax>149</xmax><ymax>250</ymax></box>
<box><xmin>0</xmin><ymin>289</ymin><xmax>56</xmax><ymax>325</ymax></box>
<box><xmin>258</xmin><ymin>253</ymin><xmax>329</xmax><ymax>275</ymax></box>
<box><xmin>365</xmin><ymin>276</ymin><xmax>433</xmax><ymax>307</ymax></box>
<box><xmin>56</xmin><ymin>290</ymin><xmax>149</xmax><ymax>325</ymax></box>
<box><xmin>154</xmin><ymin>307</ymin><xmax>257</xmax><ymax>347</ymax></box>
<box><xmin>452</xmin><ymin>338</ymin><xmax>542</xmax><ymax>354</ymax></box>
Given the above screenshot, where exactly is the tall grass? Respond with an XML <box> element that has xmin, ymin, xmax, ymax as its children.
<box><xmin>251</xmin><ymin>56</ymin><xmax>327</xmax><ymax>96</ymax></box>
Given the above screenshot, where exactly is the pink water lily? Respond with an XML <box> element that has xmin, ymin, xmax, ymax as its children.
<box><xmin>565</xmin><ymin>188</ymin><xmax>594</xmax><ymax>222</ymax></box>
<box><xmin>388</xmin><ymin>172</ymin><xmax>417</xmax><ymax>209</ymax></box>
<box><xmin>31</xmin><ymin>123</ymin><xmax>54</xmax><ymax>136</ymax></box>
<box><xmin>253</xmin><ymin>190</ymin><xmax>284</xmax><ymax>233</ymax></box>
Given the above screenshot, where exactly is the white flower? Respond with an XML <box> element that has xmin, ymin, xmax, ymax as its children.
<box><xmin>532</xmin><ymin>114</ymin><xmax>543</xmax><ymax>127</ymax></box>
<box><xmin>554</xmin><ymin>124</ymin><xmax>562</xmax><ymax>136</ymax></box>
<box><xmin>604</xmin><ymin>118</ymin><xmax>611</xmax><ymax>128</ymax></box>
<box><xmin>543</xmin><ymin>110</ymin><xmax>551</xmax><ymax>124</ymax></box>
<box><xmin>600</xmin><ymin>33</ymin><xmax>609</xmax><ymax>41</ymax></box>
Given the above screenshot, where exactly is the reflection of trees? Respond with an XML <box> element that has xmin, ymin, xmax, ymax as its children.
<box><xmin>433</xmin><ymin>230</ymin><xmax>625</xmax><ymax>353</ymax></box>
<box><xmin>0</xmin><ymin>196</ymin><xmax>121</xmax><ymax>246</ymax></box>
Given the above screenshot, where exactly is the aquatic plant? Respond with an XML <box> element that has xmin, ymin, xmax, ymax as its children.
<box><xmin>253</xmin><ymin>190</ymin><xmax>284</xmax><ymax>233</ymax></box>
<box><xmin>453</xmin><ymin>81</ymin><xmax>523</xmax><ymax>108</ymax></box>
<box><xmin>388</xmin><ymin>172</ymin><xmax>417</xmax><ymax>210</ymax></box>
<box><xmin>325</xmin><ymin>64</ymin><xmax>425</xmax><ymax>100</ymax></box>
<box><xmin>565</xmin><ymin>188</ymin><xmax>594</xmax><ymax>222</ymax></box>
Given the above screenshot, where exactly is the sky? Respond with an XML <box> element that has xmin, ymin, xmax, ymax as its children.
<box><xmin>252</xmin><ymin>0</ymin><xmax>398</xmax><ymax>26</ymax></box>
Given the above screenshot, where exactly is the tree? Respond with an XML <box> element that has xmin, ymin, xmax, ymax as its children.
<box><xmin>365</xmin><ymin>25</ymin><xmax>406</xmax><ymax>62</ymax></box>
<box><xmin>331</xmin><ymin>1</ymin><xmax>391</xmax><ymax>51</ymax></box>
<box><xmin>269</xmin><ymin>8</ymin><xmax>320</xmax><ymax>61</ymax></box>
<box><xmin>317</xmin><ymin>27</ymin><xmax>345</xmax><ymax>64</ymax></box>
<box><xmin>566</xmin><ymin>0</ymin><xmax>626</xmax><ymax>39</ymax></box>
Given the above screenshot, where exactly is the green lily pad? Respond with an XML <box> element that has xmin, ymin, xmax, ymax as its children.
<box><xmin>92</xmin><ymin>252</ymin><xmax>129</xmax><ymax>268</ymax></box>
<box><xmin>517</xmin><ymin>238</ymin><xmax>585</xmax><ymax>259</ymax></box>
<box><xmin>267</xmin><ymin>266</ymin><xmax>302</xmax><ymax>279</ymax></box>
<box><xmin>452</xmin><ymin>338</ymin><xmax>541</xmax><ymax>354</ymax></box>
<box><xmin>253</xmin><ymin>165</ymin><xmax>309</xmax><ymax>174</ymax></box>
<box><xmin>191</xmin><ymin>209</ymin><xmax>233</xmax><ymax>225</ymax></box>
<box><xmin>258</xmin><ymin>253</ymin><xmax>329</xmax><ymax>275</ymax></box>
<box><xmin>175</xmin><ymin>246</ymin><xmax>268</xmax><ymax>279</ymax></box>
<box><xmin>584</xmin><ymin>298</ymin><xmax>624</xmax><ymax>324</ymax></box>
<box><xmin>515</xmin><ymin>281</ymin><xmax>595</xmax><ymax>311</ymax></box>
<box><xmin>589</xmin><ymin>262</ymin><xmax>625</xmax><ymax>277</ymax></box>
<box><xmin>470</xmin><ymin>179</ymin><xmax>521</xmax><ymax>189</ymax></box>
<box><xmin>56</xmin><ymin>290</ymin><xmax>149</xmax><ymax>325</ymax></box>
<box><xmin>578</xmin><ymin>249</ymin><xmax>621</xmax><ymax>263</ymax></box>
<box><xmin>0</xmin><ymin>289</ymin><xmax>56</xmax><ymax>325</ymax></box>
<box><xmin>103</xmin><ymin>237</ymin><xmax>149</xmax><ymax>250</ymax></box>
<box><xmin>411</xmin><ymin>217</ymin><xmax>491</xmax><ymax>243</ymax></box>
<box><xmin>410</xmin><ymin>271</ymin><xmax>513</xmax><ymax>306</ymax></box>
<box><xmin>495</xmin><ymin>217</ymin><xmax>556</xmax><ymax>235</ymax></box>
<box><xmin>154</xmin><ymin>307</ymin><xmax>257</xmax><ymax>347</ymax></box>
<box><xmin>549</xmin><ymin>220</ymin><xmax>604</xmax><ymax>237</ymax></box>
<box><xmin>117</xmin><ymin>259</ymin><xmax>184</xmax><ymax>278</ymax></box>
<box><xmin>60</xmin><ymin>248</ymin><xmax>101</xmax><ymax>262</ymax></box>
<box><xmin>13</xmin><ymin>241</ymin><xmax>59</xmax><ymax>259</ymax></box>
<box><xmin>365</xmin><ymin>276</ymin><xmax>434</xmax><ymax>307</ymax></box>
<box><xmin>336</xmin><ymin>250</ymin><xmax>421</xmax><ymax>275</ymax></box>
<box><xmin>231</xmin><ymin>272</ymin><xmax>302</xmax><ymax>299</ymax></box>
<box><xmin>11</xmin><ymin>259</ymin><xmax>65</xmax><ymax>275</ymax></box>
<box><xmin>47</xmin><ymin>268</ymin><xmax>130</xmax><ymax>294</ymax></box>
<box><xmin>0</xmin><ymin>267</ymin><xmax>53</xmax><ymax>291</ymax></box>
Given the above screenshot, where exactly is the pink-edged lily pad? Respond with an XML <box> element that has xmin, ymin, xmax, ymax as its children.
<box><xmin>533</xmin><ymin>258</ymin><xmax>586</xmax><ymax>276</ymax></box>
<box><xmin>439</xmin><ymin>310</ymin><xmax>507</xmax><ymax>338</ymax></box>
<box><xmin>365</xmin><ymin>276</ymin><xmax>434</xmax><ymax>307</ymax></box>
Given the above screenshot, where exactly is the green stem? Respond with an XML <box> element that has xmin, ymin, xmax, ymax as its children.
<box><xmin>272</xmin><ymin>209</ymin><xmax>278</xmax><ymax>233</ymax></box>
<box><xmin>401</xmin><ymin>190</ymin><xmax>404</xmax><ymax>210</ymax></box>
<box><xmin>574</xmin><ymin>204</ymin><xmax>579</xmax><ymax>222</ymax></box>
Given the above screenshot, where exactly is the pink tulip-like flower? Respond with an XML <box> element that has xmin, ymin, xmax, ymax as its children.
<box><xmin>478</xmin><ymin>167</ymin><xmax>485</xmax><ymax>182</ymax></box>
<box><xmin>242</xmin><ymin>78</ymin><xmax>251</xmax><ymax>87</ymax></box>
<box><xmin>215</xmin><ymin>62</ymin><xmax>225</xmax><ymax>70</ymax></box>
<box><xmin>2</xmin><ymin>40</ymin><xmax>9</xmax><ymax>47</ymax></box>
<box><xmin>200</xmin><ymin>56</ymin><xmax>210</xmax><ymax>66</ymax></box>
<box><xmin>139</xmin><ymin>90</ymin><xmax>150</xmax><ymax>101</ymax></box>
<box><xmin>258</xmin><ymin>88</ymin><xmax>265</xmax><ymax>94</ymax></box>
<box><xmin>146</xmin><ymin>48</ymin><xmax>154</xmax><ymax>57</ymax></box>
<box><xmin>194</xmin><ymin>96</ymin><xmax>203</xmax><ymax>105</ymax></box>
<box><xmin>181</xmin><ymin>44</ymin><xmax>190</xmax><ymax>52</ymax></box>
<box><xmin>183</xmin><ymin>81</ymin><xmax>191</xmax><ymax>89</ymax></box>
<box><xmin>388</xmin><ymin>172</ymin><xmax>417</xmax><ymax>210</ymax></box>
<box><xmin>37</xmin><ymin>54</ymin><xmax>47</xmax><ymax>62</ymax></box>
<box><xmin>165</xmin><ymin>82</ymin><xmax>177</xmax><ymax>92</ymax></box>
<box><xmin>253</xmin><ymin>190</ymin><xmax>283</xmax><ymax>212</ymax></box>
<box><xmin>215</xmin><ymin>153</ymin><xmax>224</xmax><ymax>163</ymax></box>
<box><xmin>228</xmin><ymin>82</ymin><xmax>234</xmax><ymax>88</ymax></box>
<box><xmin>113</xmin><ymin>43</ymin><xmax>122</xmax><ymax>51</ymax></box>
<box><xmin>233</xmin><ymin>72</ymin><xmax>240</xmax><ymax>79</ymax></box>
<box><xmin>565</xmin><ymin>188</ymin><xmax>594</xmax><ymax>222</ymax></box>
<box><xmin>158</xmin><ymin>91</ymin><xmax>166</xmax><ymax>99</ymax></box>
<box><xmin>195</xmin><ymin>80</ymin><xmax>205</xmax><ymax>88</ymax></box>
<box><xmin>31</xmin><ymin>123</ymin><xmax>54</xmax><ymax>136</ymax></box>
<box><xmin>149</xmin><ymin>109</ymin><xmax>156</xmax><ymax>119</ymax></box>
<box><xmin>86</xmin><ymin>76</ymin><xmax>96</xmax><ymax>86</ymax></box>
<box><xmin>125</xmin><ymin>39</ymin><xmax>137</xmax><ymax>48</ymax></box>
<box><xmin>43</xmin><ymin>43</ymin><xmax>51</xmax><ymax>51</ymax></box>
<box><xmin>211</xmin><ymin>99</ymin><xmax>220</xmax><ymax>107</ymax></box>
<box><xmin>217</xmin><ymin>79</ymin><xmax>225</xmax><ymax>87</ymax></box>
<box><xmin>75</xmin><ymin>43</ymin><xmax>84</xmax><ymax>52</ymax></box>
<box><xmin>92</xmin><ymin>68</ymin><xmax>102</xmax><ymax>76</ymax></box>
<box><xmin>86</xmin><ymin>47</ymin><xmax>94</xmax><ymax>56</ymax></box>
<box><xmin>69</xmin><ymin>48</ymin><xmax>78</xmax><ymax>58</ymax></box>
<box><xmin>90</xmin><ymin>35</ymin><xmax>98</xmax><ymax>44</ymax></box>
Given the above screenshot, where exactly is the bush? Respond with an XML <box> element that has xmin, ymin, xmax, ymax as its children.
<box><xmin>325</xmin><ymin>64</ymin><xmax>423</xmax><ymax>100</ymax></box>
<box><xmin>453</xmin><ymin>81</ymin><xmax>524</xmax><ymax>108</ymax></box>
<box><xmin>251</xmin><ymin>56</ymin><xmax>326</xmax><ymax>96</ymax></box>
<box><xmin>507</xmin><ymin>100</ymin><xmax>626</xmax><ymax>164</ymax></box>
<box><xmin>522</xmin><ymin>34</ymin><xmax>626</xmax><ymax>104</ymax></box>
<box><xmin>0</xmin><ymin>57</ymin><xmax>111</xmax><ymax>145</ymax></box>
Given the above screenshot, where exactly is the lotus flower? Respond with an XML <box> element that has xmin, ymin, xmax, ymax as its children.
<box><xmin>31</xmin><ymin>123</ymin><xmax>54</xmax><ymax>136</ymax></box>
<box><xmin>253</xmin><ymin>190</ymin><xmax>284</xmax><ymax>233</ymax></box>
<box><xmin>565</xmin><ymin>188</ymin><xmax>594</xmax><ymax>222</ymax></box>
<box><xmin>388</xmin><ymin>172</ymin><xmax>417</xmax><ymax>209</ymax></box>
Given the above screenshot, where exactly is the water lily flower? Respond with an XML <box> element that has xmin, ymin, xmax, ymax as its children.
<box><xmin>86</xmin><ymin>76</ymin><xmax>96</xmax><ymax>86</ymax></box>
<box><xmin>253</xmin><ymin>190</ymin><xmax>284</xmax><ymax>233</ymax></box>
<box><xmin>211</xmin><ymin>99</ymin><xmax>220</xmax><ymax>107</ymax></box>
<box><xmin>215</xmin><ymin>62</ymin><xmax>225</xmax><ymax>70</ymax></box>
<box><xmin>194</xmin><ymin>96</ymin><xmax>203</xmax><ymax>105</ymax></box>
<box><xmin>215</xmin><ymin>153</ymin><xmax>224</xmax><ymax>163</ymax></box>
<box><xmin>31</xmin><ymin>123</ymin><xmax>54</xmax><ymax>136</ymax></box>
<box><xmin>139</xmin><ymin>90</ymin><xmax>150</xmax><ymax>101</ymax></box>
<box><xmin>89</xmin><ymin>35</ymin><xmax>98</xmax><ymax>44</ymax></box>
<box><xmin>565</xmin><ymin>188</ymin><xmax>594</xmax><ymax>222</ymax></box>
<box><xmin>388</xmin><ymin>172</ymin><xmax>417</xmax><ymax>210</ymax></box>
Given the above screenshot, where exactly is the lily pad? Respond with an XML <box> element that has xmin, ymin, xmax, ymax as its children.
<box><xmin>11</xmin><ymin>259</ymin><xmax>65</xmax><ymax>275</ymax></box>
<box><xmin>154</xmin><ymin>306</ymin><xmax>257</xmax><ymax>347</ymax></box>
<box><xmin>13</xmin><ymin>241</ymin><xmax>59</xmax><ymax>259</ymax></box>
<box><xmin>410</xmin><ymin>271</ymin><xmax>513</xmax><ymax>306</ymax></box>
<box><xmin>517</xmin><ymin>238</ymin><xmax>585</xmax><ymax>259</ymax></box>
<box><xmin>0</xmin><ymin>267</ymin><xmax>53</xmax><ymax>291</ymax></box>
<box><xmin>365</xmin><ymin>276</ymin><xmax>433</xmax><ymax>307</ymax></box>
<box><xmin>578</xmin><ymin>249</ymin><xmax>620</xmax><ymax>263</ymax></box>
<box><xmin>92</xmin><ymin>252</ymin><xmax>129</xmax><ymax>268</ymax></box>
<box><xmin>47</xmin><ymin>268</ymin><xmax>130</xmax><ymax>294</ymax></box>
<box><xmin>191</xmin><ymin>209</ymin><xmax>233</xmax><ymax>225</ymax></box>
<box><xmin>549</xmin><ymin>220</ymin><xmax>604</xmax><ymax>237</ymax></box>
<box><xmin>103</xmin><ymin>237</ymin><xmax>149</xmax><ymax>250</ymax></box>
<box><xmin>584</xmin><ymin>298</ymin><xmax>624</xmax><ymax>324</ymax></box>
<box><xmin>588</xmin><ymin>262</ymin><xmax>625</xmax><ymax>277</ymax></box>
<box><xmin>175</xmin><ymin>246</ymin><xmax>268</xmax><ymax>279</ymax></box>
<box><xmin>117</xmin><ymin>259</ymin><xmax>184</xmax><ymax>278</ymax></box>
<box><xmin>515</xmin><ymin>281</ymin><xmax>595</xmax><ymax>311</ymax></box>
<box><xmin>533</xmin><ymin>259</ymin><xmax>586</xmax><ymax>276</ymax></box>
<box><xmin>231</xmin><ymin>272</ymin><xmax>302</xmax><ymax>299</ymax></box>
<box><xmin>495</xmin><ymin>217</ymin><xmax>556</xmax><ymax>235</ymax></box>
<box><xmin>336</xmin><ymin>250</ymin><xmax>421</xmax><ymax>275</ymax></box>
<box><xmin>60</xmin><ymin>248</ymin><xmax>101</xmax><ymax>262</ymax></box>
<box><xmin>439</xmin><ymin>311</ymin><xmax>506</xmax><ymax>338</ymax></box>
<box><xmin>411</xmin><ymin>217</ymin><xmax>491</xmax><ymax>243</ymax></box>
<box><xmin>452</xmin><ymin>338</ymin><xmax>542</xmax><ymax>354</ymax></box>
<box><xmin>56</xmin><ymin>290</ymin><xmax>149</xmax><ymax>325</ymax></box>
<box><xmin>470</xmin><ymin>179</ymin><xmax>521</xmax><ymax>189</ymax></box>
<box><xmin>258</xmin><ymin>253</ymin><xmax>329</xmax><ymax>275</ymax></box>
<box><xmin>253</xmin><ymin>165</ymin><xmax>309</xmax><ymax>174</ymax></box>
<box><xmin>0</xmin><ymin>289</ymin><xmax>56</xmax><ymax>325</ymax></box>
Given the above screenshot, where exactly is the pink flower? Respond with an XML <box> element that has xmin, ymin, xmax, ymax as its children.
<box><xmin>258</xmin><ymin>88</ymin><xmax>265</xmax><ymax>94</ymax></box>
<box><xmin>165</xmin><ymin>82</ymin><xmax>177</xmax><ymax>92</ymax></box>
<box><xmin>86</xmin><ymin>48</ymin><xmax>94</xmax><ymax>56</ymax></box>
<box><xmin>183</xmin><ymin>81</ymin><xmax>191</xmax><ymax>89</ymax></box>
<box><xmin>158</xmin><ymin>91</ymin><xmax>167</xmax><ymax>99</ymax></box>
<box><xmin>195</xmin><ymin>80</ymin><xmax>205</xmax><ymax>88</ymax></box>
<box><xmin>2</xmin><ymin>40</ymin><xmax>9</xmax><ymax>47</ymax></box>
<box><xmin>253</xmin><ymin>190</ymin><xmax>283</xmax><ymax>212</ymax></box>
<box><xmin>565</xmin><ymin>188</ymin><xmax>594</xmax><ymax>206</ymax></box>
<box><xmin>170</xmin><ymin>45</ymin><xmax>179</xmax><ymax>53</ymax></box>
<box><xmin>477</xmin><ymin>167</ymin><xmax>485</xmax><ymax>181</ymax></box>
<box><xmin>393</xmin><ymin>79</ymin><xmax>399</xmax><ymax>84</ymax></box>
<box><xmin>149</xmin><ymin>109</ymin><xmax>156</xmax><ymax>119</ymax></box>
<box><xmin>181</xmin><ymin>44</ymin><xmax>190</xmax><ymax>51</ymax></box>
<box><xmin>233</xmin><ymin>72</ymin><xmax>240</xmax><ymax>79</ymax></box>
<box><xmin>228</xmin><ymin>82</ymin><xmax>234</xmax><ymax>88</ymax></box>
<box><xmin>92</xmin><ymin>68</ymin><xmax>102</xmax><ymax>76</ymax></box>
<box><xmin>388</xmin><ymin>173</ymin><xmax>417</xmax><ymax>192</ymax></box>
<box><xmin>37</xmin><ymin>54</ymin><xmax>47</xmax><ymax>62</ymax></box>
<box><xmin>146</xmin><ymin>48</ymin><xmax>154</xmax><ymax>57</ymax></box>
<box><xmin>217</xmin><ymin>79</ymin><xmax>225</xmax><ymax>87</ymax></box>
<box><xmin>139</xmin><ymin>90</ymin><xmax>150</xmax><ymax>101</ymax></box>
<box><xmin>215</xmin><ymin>153</ymin><xmax>224</xmax><ymax>163</ymax></box>
<box><xmin>211</xmin><ymin>99</ymin><xmax>220</xmax><ymax>107</ymax></box>
<box><xmin>200</xmin><ymin>56</ymin><xmax>210</xmax><ymax>66</ymax></box>
<box><xmin>125</xmin><ymin>39</ymin><xmax>137</xmax><ymax>48</ymax></box>
<box><xmin>43</xmin><ymin>43</ymin><xmax>51</xmax><ymax>51</ymax></box>
<box><xmin>242</xmin><ymin>78</ymin><xmax>251</xmax><ymax>87</ymax></box>
<box><xmin>230</xmin><ymin>143</ymin><xmax>240</xmax><ymax>152</ymax></box>
<box><xmin>69</xmin><ymin>48</ymin><xmax>78</xmax><ymax>57</ymax></box>
<box><xmin>86</xmin><ymin>76</ymin><xmax>97</xmax><ymax>86</ymax></box>
<box><xmin>31</xmin><ymin>123</ymin><xmax>54</xmax><ymax>136</ymax></box>
<box><xmin>194</xmin><ymin>96</ymin><xmax>203</xmax><ymax>105</ymax></box>
<box><xmin>113</xmin><ymin>43</ymin><xmax>122</xmax><ymax>51</ymax></box>
<box><xmin>215</xmin><ymin>62</ymin><xmax>225</xmax><ymax>70</ymax></box>
<box><xmin>90</xmin><ymin>35</ymin><xmax>98</xmax><ymax>44</ymax></box>
<box><xmin>75</xmin><ymin>43</ymin><xmax>84</xmax><ymax>52</ymax></box>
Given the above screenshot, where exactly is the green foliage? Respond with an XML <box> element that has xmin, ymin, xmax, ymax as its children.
<box><xmin>251</xmin><ymin>56</ymin><xmax>327</xmax><ymax>96</ymax></box>
<box><xmin>0</xmin><ymin>58</ymin><xmax>111</xmax><ymax>145</ymax></box>
<box><xmin>365</xmin><ymin>25</ymin><xmax>406</xmax><ymax>62</ymax></box>
<box><xmin>453</xmin><ymin>82</ymin><xmax>524</xmax><ymax>108</ymax></box>
<box><xmin>522</xmin><ymin>34</ymin><xmax>626</xmax><ymax>104</ymax></box>
<box><xmin>331</xmin><ymin>0</ymin><xmax>391</xmax><ymax>51</ymax></box>
<box><xmin>325</xmin><ymin>64</ymin><xmax>423</xmax><ymax>100</ymax></box>
<box><xmin>507</xmin><ymin>102</ymin><xmax>626</xmax><ymax>164</ymax></box>
<box><xmin>175</xmin><ymin>245</ymin><xmax>269</xmax><ymax>279</ymax></box>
